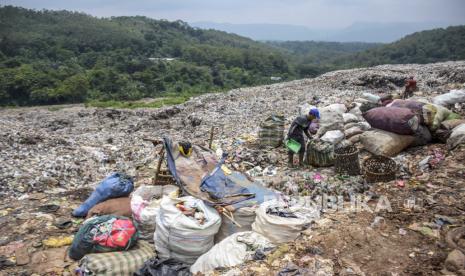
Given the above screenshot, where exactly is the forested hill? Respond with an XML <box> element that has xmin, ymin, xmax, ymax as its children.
<box><xmin>0</xmin><ymin>6</ymin><xmax>291</xmax><ymax>106</ymax></box>
<box><xmin>266</xmin><ymin>41</ymin><xmax>381</xmax><ymax>77</ymax></box>
<box><xmin>266</xmin><ymin>26</ymin><xmax>465</xmax><ymax>78</ymax></box>
<box><xmin>1</xmin><ymin>6</ymin><xmax>464</xmax><ymax>107</ymax></box>
<box><xmin>335</xmin><ymin>26</ymin><xmax>465</xmax><ymax>67</ymax></box>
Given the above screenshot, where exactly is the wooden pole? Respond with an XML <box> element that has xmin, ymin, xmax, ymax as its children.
<box><xmin>208</xmin><ymin>126</ymin><xmax>215</xmax><ymax>149</ymax></box>
<box><xmin>153</xmin><ymin>146</ymin><xmax>165</xmax><ymax>185</ymax></box>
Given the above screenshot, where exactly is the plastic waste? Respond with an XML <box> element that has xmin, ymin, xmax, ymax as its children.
<box><xmin>343</xmin><ymin>113</ymin><xmax>359</xmax><ymax>124</ymax></box>
<box><xmin>447</xmin><ymin>124</ymin><xmax>465</xmax><ymax>149</ymax></box>
<box><xmin>316</xmin><ymin>104</ymin><xmax>346</xmax><ymax>137</ymax></box>
<box><xmin>362</xmin><ymin>92</ymin><xmax>381</xmax><ymax>104</ymax></box>
<box><xmin>131</xmin><ymin>185</ymin><xmax>179</xmax><ymax>240</ymax></box>
<box><xmin>42</xmin><ymin>236</ymin><xmax>74</xmax><ymax>248</ymax></box>
<box><xmin>214</xmin><ymin>206</ymin><xmax>257</xmax><ymax>243</ymax></box>
<box><xmin>252</xmin><ymin>199</ymin><xmax>320</xmax><ymax>244</ymax></box>
<box><xmin>411</xmin><ymin>125</ymin><xmax>432</xmax><ymax>147</ymax></box>
<box><xmin>360</xmin><ymin>129</ymin><xmax>415</xmax><ymax>157</ymax></box>
<box><xmin>363</xmin><ymin>107</ymin><xmax>419</xmax><ymax>135</ymax></box>
<box><xmin>191</xmin><ymin>231</ymin><xmax>275</xmax><ymax>274</ymax></box>
<box><xmin>69</xmin><ymin>215</ymin><xmax>138</xmax><ymax>260</ymax></box>
<box><xmin>320</xmin><ymin>130</ymin><xmax>345</xmax><ymax>145</ymax></box>
<box><xmin>135</xmin><ymin>257</ymin><xmax>191</xmax><ymax>276</ymax></box>
<box><xmin>154</xmin><ymin>196</ymin><xmax>221</xmax><ymax>264</ymax></box>
<box><xmin>432</xmin><ymin>89</ymin><xmax>465</xmax><ymax>107</ymax></box>
<box><xmin>72</xmin><ymin>173</ymin><xmax>134</xmax><ymax>217</ymax></box>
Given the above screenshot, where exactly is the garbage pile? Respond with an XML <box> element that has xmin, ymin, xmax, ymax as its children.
<box><xmin>1</xmin><ymin>61</ymin><xmax>465</xmax><ymax>275</ymax></box>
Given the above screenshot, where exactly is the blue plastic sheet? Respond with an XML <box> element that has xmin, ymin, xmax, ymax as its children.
<box><xmin>200</xmin><ymin>155</ymin><xmax>253</xmax><ymax>202</ymax></box>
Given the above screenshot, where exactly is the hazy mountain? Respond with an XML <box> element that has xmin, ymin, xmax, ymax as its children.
<box><xmin>190</xmin><ymin>22</ymin><xmax>329</xmax><ymax>41</ymax></box>
<box><xmin>191</xmin><ymin>21</ymin><xmax>454</xmax><ymax>43</ymax></box>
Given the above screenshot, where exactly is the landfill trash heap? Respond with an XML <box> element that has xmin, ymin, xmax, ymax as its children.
<box><xmin>1</xmin><ymin>61</ymin><xmax>465</xmax><ymax>275</ymax></box>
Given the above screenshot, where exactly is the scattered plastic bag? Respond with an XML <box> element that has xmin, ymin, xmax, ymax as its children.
<box><xmin>447</xmin><ymin>124</ymin><xmax>465</xmax><ymax>149</ymax></box>
<box><xmin>252</xmin><ymin>199</ymin><xmax>319</xmax><ymax>244</ymax></box>
<box><xmin>42</xmin><ymin>236</ymin><xmax>73</xmax><ymax>248</ymax></box>
<box><xmin>154</xmin><ymin>196</ymin><xmax>221</xmax><ymax>264</ymax></box>
<box><xmin>72</xmin><ymin>173</ymin><xmax>134</xmax><ymax>217</ymax></box>
<box><xmin>191</xmin><ymin>231</ymin><xmax>275</xmax><ymax>274</ymax></box>
<box><xmin>432</xmin><ymin>89</ymin><xmax>465</xmax><ymax>107</ymax></box>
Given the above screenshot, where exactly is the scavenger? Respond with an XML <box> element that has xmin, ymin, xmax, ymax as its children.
<box><xmin>403</xmin><ymin>76</ymin><xmax>417</xmax><ymax>99</ymax></box>
<box><xmin>286</xmin><ymin>108</ymin><xmax>320</xmax><ymax>167</ymax></box>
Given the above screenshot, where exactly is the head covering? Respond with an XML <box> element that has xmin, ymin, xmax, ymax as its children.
<box><xmin>309</xmin><ymin>108</ymin><xmax>320</xmax><ymax>119</ymax></box>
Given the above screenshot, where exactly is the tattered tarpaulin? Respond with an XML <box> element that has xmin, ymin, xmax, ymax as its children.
<box><xmin>163</xmin><ymin>137</ymin><xmax>275</xmax><ymax>207</ymax></box>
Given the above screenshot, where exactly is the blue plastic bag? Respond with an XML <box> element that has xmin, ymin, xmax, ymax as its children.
<box><xmin>72</xmin><ymin>173</ymin><xmax>134</xmax><ymax>217</ymax></box>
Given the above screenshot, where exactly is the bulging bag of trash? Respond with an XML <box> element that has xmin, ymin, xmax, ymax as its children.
<box><xmin>422</xmin><ymin>104</ymin><xmax>452</xmax><ymax>131</ymax></box>
<box><xmin>387</xmin><ymin>99</ymin><xmax>426</xmax><ymax>124</ymax></box>
<box><xmin>135</xmin><ymin>257</ymin><xmax>191</xmax><ymax>276</ymax></box>
<box><xmin>433</xmin><ymin>89</ymin><xmax>465</xmax><ymax>107</ymax></box>
<box><xmin>78</xmin><ymin>240</ymin><xmax>155</xmax><ymax>275</ymax></box>
<box><xmin>344</xmin><ymin>126</ymin><xmax>364</xmax><ymax>138</ymax></box>
<box><xmin>360</xmin><ymin>129</ymin><xmax>415</xmax><ymax>157</ymax></box>
<box><xmin>191</xmin><ymin>231</ymin><xmax>275</xmax><ymax>274</ymax></box>
<box><xmin>316</xmin><ymin>104</ymin><xmax>346</xmax><ymax>137</ymax></box>
<box><xmin>86</xmin><ymin>197</ymin><xmax>132</xmax><ymax>219</ymax></box>
<box><xmin>252</xmin><ymin>199</ymin><xmax>319</xmax><ymax>244</ymax></box>
<box><xmin>343</xmin><ymin>113</ymin><xmax>359</xmax><ymax>124</ymax></box>
<box><xmin>411</xmin><ymin>125</ymin><xmax>432</xmax><ymax>147</ymax></box>
<box><xmin>73</xmin><ymin>173</ymin><xmax>134</xmax><ymax>217</ymax></box>
<box><xmin>214</xmin><ymin>206</ymin><xmax>257</xmax><ymax>243</ymax></box>
<box><xmin>363</xmin><ymin>107</ymin><xmax>419</xmax><ymax>135</ymax></box>
<box><xmin>154</xmin><ymin>196</ymin><xmax>221</xmax><ymax>264</ymax></box>
<box><xmin>130</xmin><ymin>185</ymin><xmax>179</xmax><ymax>240</ymax></box>
<box><xmin>320</xmin><ymin>130</ymin><xmax>345</xmax><ymax>145</ymax></box>
<box><xmin>69</xmin><ymin>215</ymin><xmax>138</xmax><ymax>260</ymax></box>
<box><xmin>258</xmin><ymin>115</ymin><xmax>285</xmax><ymax>148</ymax></box>
<box><xmin>447</xmin><ymin>124</ymin><xmax>465</xmax><ymax>149</ymax></box>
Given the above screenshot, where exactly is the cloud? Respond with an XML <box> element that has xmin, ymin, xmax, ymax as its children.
<box><xmin>2</xmin><ymin>0</ymin><xmax>465</xmax><ymax>28</ymax></box>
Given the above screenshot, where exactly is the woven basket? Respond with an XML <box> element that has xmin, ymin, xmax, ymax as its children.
<box><xmin>363</xmin><ymin>155</ymin><xmax>397</xmax><ymax>183</ymax></box>
<box><xmin>307</xmin><ymin>140</ymin><xmax>334</xmax><ymax>167</ymax></box>
<box><xmin>334</xmin><ymin>145</ymin><xmax>360</xmax><ymax>175</ymax></box>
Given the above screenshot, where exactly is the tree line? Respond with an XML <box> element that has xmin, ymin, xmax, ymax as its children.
<box><xmin>1</xmin><ymin>6</ymin><xmax>464</xmax><ymax>106</ymax></box>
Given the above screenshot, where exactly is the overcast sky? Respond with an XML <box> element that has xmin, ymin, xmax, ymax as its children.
<box><xmin>3</xmin><ymin>0</ymin><xmax>465</xmax><ymax>29</ymax></box>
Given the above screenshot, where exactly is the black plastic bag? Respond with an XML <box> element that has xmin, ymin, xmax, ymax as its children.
<box><xmin>135</xmin><ymin>257</ymin><xmax>191</xmax><ymax>276</ymax></box>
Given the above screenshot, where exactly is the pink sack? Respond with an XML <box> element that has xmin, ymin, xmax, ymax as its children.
<box><xmin>363</xmin><ymin>107</ymin><xmax>419</xmax><ymax>135</ymax></box>
<box><xmin>388</xmin><ymin>99</ymin><xmax>426</xmax><ymax>124</ymax></box>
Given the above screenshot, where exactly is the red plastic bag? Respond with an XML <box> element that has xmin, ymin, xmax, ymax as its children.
<box><xmin>93</xmin><ymin>219</ymin><xmax>137</xmax><ymax>248</ymax></box>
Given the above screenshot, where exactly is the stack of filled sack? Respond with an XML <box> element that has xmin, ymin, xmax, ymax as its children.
<box><xmin>356</xmin><ymin>89</ymin><xmax>465</xmax><ymax>156</ymax></box>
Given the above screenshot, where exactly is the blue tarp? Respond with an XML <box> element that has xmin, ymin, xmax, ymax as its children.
<box><xmin>163</xmin><ymin>137</ymin><xmax>275</xmax><ymax>207</ymax></box>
